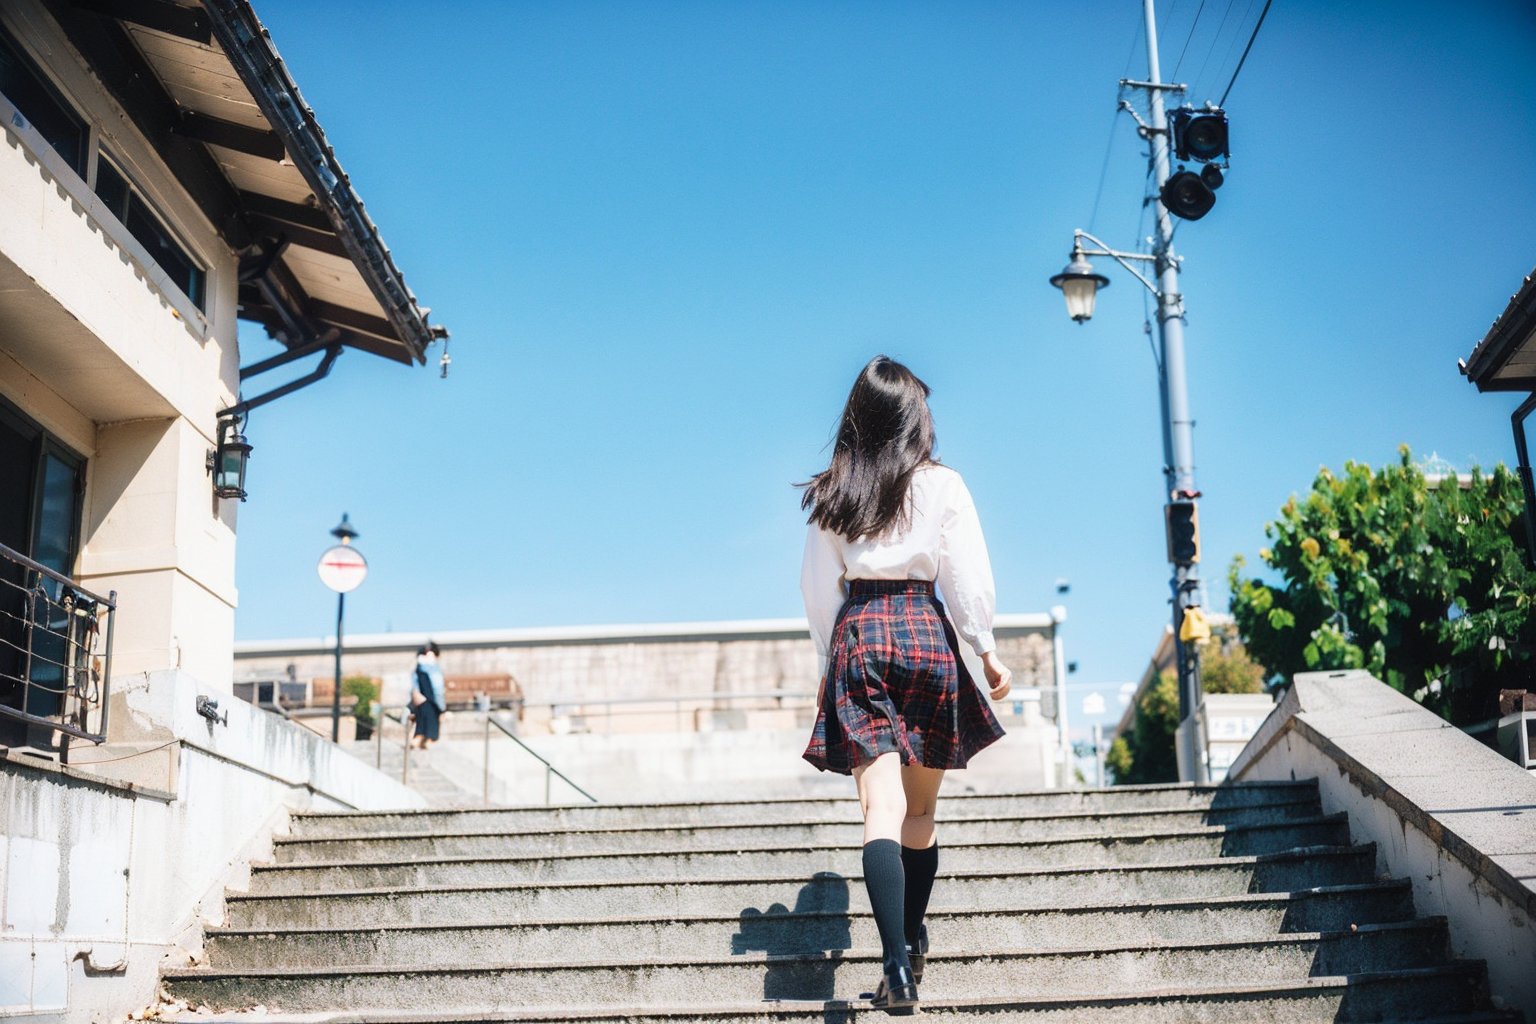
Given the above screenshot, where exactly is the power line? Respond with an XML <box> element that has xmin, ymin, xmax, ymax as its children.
<box><xmin>1086</xmin><ymin>102</ymin><xmax>1122</xmax><ymax>234</ymax></box>
<box><xmin>1091</xmin><ymin>18</ymin><xmax>1151</xmax><ymax>233</ymax></box>
<box><xmin>1218</xmin><ymin>0</ymin><xmax>1273</xmax><ymax>107</ymax></box>
<box><xmin>1191</xmin><ymin>0</ymin><xmax>1240</xmax><ymax>101</ymax></box>
<box><xmin>1171</xmin><ymin>0</ymin><xmax>1209</xmax><ymax>81</ymax></box>
<box><xmin>1210</xmin><ymin>0</ymin><xmax>1259</xmax><ymax>104</ymax></box>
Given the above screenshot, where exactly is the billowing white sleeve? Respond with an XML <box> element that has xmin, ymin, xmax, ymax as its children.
<box><xmin>800</xmin><ymin>524</ymin><xmax>846</xmax><ymax>662</ymax></box>
<box><xmin>937</xmin><ymin>476</ymin><xmax>997</xmax><ymax>655</ymax></box>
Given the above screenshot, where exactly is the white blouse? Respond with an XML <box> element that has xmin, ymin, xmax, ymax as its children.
<box><xmin>800</xmin><ymin>463</ymin><xmax>997</xmax><ymax>661</ymax></box>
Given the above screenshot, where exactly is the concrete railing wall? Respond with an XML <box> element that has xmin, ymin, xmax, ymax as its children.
<box><xmin>1229</xmin><ymin>669</ymin><xmax>1536</xmax><ymax>1014</ymax></box>
<box><xmin>0</xmin><ymin>670</ymin><xmax>424</xmax><ymax>1021</ymax></box>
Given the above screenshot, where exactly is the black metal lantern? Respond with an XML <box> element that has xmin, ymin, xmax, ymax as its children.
<box><xmin>209</xmin><ymin>420</ymin><xmax>252</xmax><ymax>501</ymax></box>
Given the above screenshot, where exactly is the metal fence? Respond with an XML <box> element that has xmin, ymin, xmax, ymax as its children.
<box><xmin>0</xmin><ymin>540</ymin><xmax>116</xmax><ymax>750</ymax></box>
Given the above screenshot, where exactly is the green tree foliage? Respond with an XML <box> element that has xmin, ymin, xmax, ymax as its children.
<box><xmin>1228</xmin><ymin>447</ymin><xmax>1536</xmax><ymax>724</ymax></box>
<box><xmin>1106</xmin><ymin>635</ymin><xmax>1264</xmax><ymax>785</ymax></box>
<box><xmin>342</xmin><ymin>675</ymin><xmax>379</xmax><ymax>725</ymax></box>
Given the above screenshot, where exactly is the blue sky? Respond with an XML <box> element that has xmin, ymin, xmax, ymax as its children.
<box><xmin>233</xmin><ymin>0</ymin><xmax>1536</xmax><ymax>738</ymax></box>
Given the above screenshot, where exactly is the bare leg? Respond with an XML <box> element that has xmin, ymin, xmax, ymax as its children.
<box><xmin>899</xmin><ymin>765</ymin><xmax>945</xmax><ymax>849</ymax></box>
<box><xmin>852</xmin><ymin>750</ymin><xmax>905</xmax><ymax>844</ymax></box>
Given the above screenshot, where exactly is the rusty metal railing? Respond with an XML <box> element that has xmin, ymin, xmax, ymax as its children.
<box><xmin>0</xmin><ymin>540</ymin><xmax>115</xmax><ymax>752</ymax></box>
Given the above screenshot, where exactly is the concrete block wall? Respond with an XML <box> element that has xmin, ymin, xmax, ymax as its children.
<box><xmin>1230</xmin><ymin>669</ymin><xmax>1536</xmax><ymax>1014</ymax></box>
<box><xmin>0</xmin><ymin>670</ymin><xmax>424</xmax><ymax>1021</ymax></box>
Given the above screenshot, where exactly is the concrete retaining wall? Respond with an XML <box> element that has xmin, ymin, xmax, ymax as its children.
<box><xmin>1229</xmin><ymin>669</ymin><xmax>1536</xmax><ymax>1014</ymax></box>
<box><xmin>415</xmin><ymin>702</ymin><xmax>1058</xmax><ymax>806</ymax></box>
<box><xmin>0</xmin><ymin>670</ymin><xmax>424</xmax><ymax>1021</ymax></box>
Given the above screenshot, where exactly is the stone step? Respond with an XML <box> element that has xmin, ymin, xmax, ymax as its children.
<box><xmin>163</xmin><ymin>1007</ymin><xmax>1524</xmax><ymax>1024</ymax></box>
<box><xmin>271</xmin><ymin>807</ymin><xmax>1340</xmax><ymax>865</ymax></box>
<box><xmin>204</xmin><ymin>879</ymin><xmax>1417</xmax><ymax>970</ymax></box>
<box><xmin>224</xmin><ymin>845</ymin><xmax>1376</xmax><ymax>929</ymax></box>
<box><xmin>278</xmin><ymin>797</ymin><xmax>1325</xmax><ymax>857</ymax></box>
<box><xmin>248</xmin><ymin>816</ymin><xmax>1352</xmax><ymax>894</ymax></box>
<box><xmin>164</xmin><ymin>919</ymin><xmax>1456</xmax><ymax>1012</ymax></box>
<box><xmin>285</xmin><ymin>781</ymin><xmax>1319</xmax><ymax>837</ymax></box>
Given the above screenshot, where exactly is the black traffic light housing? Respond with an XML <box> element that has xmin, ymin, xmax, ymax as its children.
<box><xmin>1160</xmin><ymin>107</ymin><xmax>1230</xmax><ymax>222</ymax></box>
<box><xmin>1166</xmin><ymin>501</ymin><xmax>1200</xmax><ymax>565</ymax></box>
<box><xmin>1160</xmin><ymin>169</ymin><xmax>1217</xmax><ymax>221</ymax></box>
<box><xmin>1171</xmin><ymin>108</ymin><xmax>1229</xmax><ymax>163</ymax></box>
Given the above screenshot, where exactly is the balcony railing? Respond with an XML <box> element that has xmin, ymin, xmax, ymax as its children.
<box><xmin>0</xmin><ymin>540</ymin><xmax>116</xmax><ymax>752</ymax></box>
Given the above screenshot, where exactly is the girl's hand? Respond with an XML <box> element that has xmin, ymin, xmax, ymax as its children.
<box><xmin>981</xmin><ymin>651</ymin><xmax>1012</xmax><ymax>701</ymax></box>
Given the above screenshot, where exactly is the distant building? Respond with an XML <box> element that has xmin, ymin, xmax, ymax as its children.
<box><xmin>234</xmin><ymin>613</ymin><xmax>1063</xmax><ymax>732</ymax></box>
<box><xmin>1109</xmin><ymin>615</ymin><xmax>1274</xmax><ymax>782</ymax></box>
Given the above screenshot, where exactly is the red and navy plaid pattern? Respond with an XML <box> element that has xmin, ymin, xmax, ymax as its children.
<box><xmin>803</xmin><ymin>579</ymin><xmax>1006</xmax><ymax>775</ymax></box>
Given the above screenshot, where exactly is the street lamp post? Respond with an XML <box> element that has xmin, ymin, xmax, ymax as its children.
<box><xmin>317</xmin><ymin>514</ymin><xmax>367</xmax><ymax>743</ymax></box>
<box><xmin>1049</xmin><ymin>0</ymin><xmax>1209</xmax><ymax>784</ymax></box>
<box><xmin>1049</xmin><ymin>603</ymin><xmax>1071</xmax><ymax>786</ymax></box>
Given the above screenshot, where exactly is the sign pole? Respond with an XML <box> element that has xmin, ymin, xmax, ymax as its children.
<box><xmin>318</xmin><ymin>514</ymin><xmax>367</xmax><ymax>745</ymax></box>
<box><xmin>331</xmin><ymin>590</ymin><xmax>345</xmax><ymax>742</ymax></box>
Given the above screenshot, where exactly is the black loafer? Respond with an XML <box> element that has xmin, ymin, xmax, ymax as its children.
<box><xmin>906</xmin><ymin>924</ymin><xmax>929</xmax><ymax>985</ymax></box>
<box><xmin>870</xmin><ymin>964</ymin><xmax>919</xmax><ymax>1014</ymax></box>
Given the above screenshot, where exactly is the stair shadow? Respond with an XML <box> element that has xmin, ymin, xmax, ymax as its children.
<box><xmin>731</xmin><ymin>870</ymin><xmax>851</xmax><ymax>1003</ymax></box>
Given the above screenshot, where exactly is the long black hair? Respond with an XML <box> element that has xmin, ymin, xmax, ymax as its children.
<box><xmin>800</xmin><ymin>356</ymin><xmax>937</xmax><ymax>540</ymax></box>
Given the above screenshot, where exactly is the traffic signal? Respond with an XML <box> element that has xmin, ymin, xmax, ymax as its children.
<box><xmin>1165</xmin><ymin>501</ymin><xmax>1200</xmax><ymax>565</ymax></box>
<box><xmin>1159</xmin><ymin>170</ymin><xmax>1217</xmax><ymax>221</ymax></box>
<box><xmin>1171</xmin><ymin>109</ymin><xmax>1229</xmax><ymax>162</ymax></box>
<box><xmin>1162</xmin><ymin>108</ymin><xmax>1229</xmax><ymax>222</ymax></box>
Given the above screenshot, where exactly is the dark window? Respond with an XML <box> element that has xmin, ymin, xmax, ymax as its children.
<box><xmin>0</xmin><ymin>26</ymin><xmax>86</xmax><ymax>176</ymax></box>
<box><xmin>0</xmin><ymin>397</ymin><xmax>84</xmax><ymax>751</ymax></box>
<box><xmin>95</xmin><ymin>154</ymin><xmax>207</xmax><ymax>310</ymax></box>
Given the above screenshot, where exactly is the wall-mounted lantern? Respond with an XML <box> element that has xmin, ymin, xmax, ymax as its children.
<box><xmin>208</xmin><ymin>418</ymin><xmax>252</xmax><ymax>501</ymax></box>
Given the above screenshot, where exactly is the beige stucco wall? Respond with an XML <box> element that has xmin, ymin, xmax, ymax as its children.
<box><xmin>0</xmin><ymin>1</ymin><xmax>242</xmax><ymax>693</ymax></box>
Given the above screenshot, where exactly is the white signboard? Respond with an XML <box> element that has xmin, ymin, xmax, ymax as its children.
<box><xmin>317</xmin><ymin>544</ymin><xmax>368</xmax><ymax>593</ymax></box>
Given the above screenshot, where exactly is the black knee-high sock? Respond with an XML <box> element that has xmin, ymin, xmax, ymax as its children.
<box><xmin>862</xmin><ymin>839</ymin><xmax>910</xmax><ymax>975</ymax></box>
<box><xmin>901</xmin><ymin>843</ymin><xmax>939</xmax><ymax>947</ymax></box>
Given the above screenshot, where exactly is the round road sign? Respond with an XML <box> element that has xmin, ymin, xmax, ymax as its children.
<box><xmin>317</xmin><ymin>544</ymin><xmax>368</xmax><ymax>593</ymax></box>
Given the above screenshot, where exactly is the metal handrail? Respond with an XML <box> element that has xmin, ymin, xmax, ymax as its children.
<box><xmin>483</xmin><ymin>712</ymin><xmax>597</xmax><ymax>806</ymax></box>
<box><xmin>375</xmin><ymin>704</ymin><xmax>416</xmax><ymax>785</ymax></box>
<box><xmin>0</xmin><ymin>539</ymin><xmax>116</xmax><ymax>750</ymax></box>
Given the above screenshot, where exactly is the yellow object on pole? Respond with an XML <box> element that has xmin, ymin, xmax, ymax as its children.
<box><xmin>1179</xmin><ymin>606</ymin><xmax>1212</xmax><ymax>645</ymax></box>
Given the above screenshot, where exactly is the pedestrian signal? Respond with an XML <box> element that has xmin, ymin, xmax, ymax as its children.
<box><xmin>1165</xmin><ymin>501</ymin><xmax>1200</xmax><ymax>565</ymax></box>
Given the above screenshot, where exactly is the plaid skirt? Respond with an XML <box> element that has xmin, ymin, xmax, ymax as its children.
<box><xmin>803</xmin><ymin>579</ymin><xmax>1006</xmax><ymax>775</ymax></box>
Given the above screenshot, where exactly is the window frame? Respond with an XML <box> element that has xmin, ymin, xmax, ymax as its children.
<box><xmin>95</xmin><ymin>147</ymin><xmax>209</xmax><ymax>312</ymax></box>
<box><xmin>0</xmin><ymin>20</ymin><xmax>213</xmax><ymax>329</ymax></box>
<box><xmin>0</xmin><ymin>23</ymin><xmax>87</xmax><ymax>178</ymax></box>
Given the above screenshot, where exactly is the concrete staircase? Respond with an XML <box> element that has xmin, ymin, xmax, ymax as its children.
<box><xmin>162</xmin><ymin>780</ymin><xmax>1523</xmax><ymax>1022</ymax></box>
<box><xmin>342</xmin><ymin>740</ymin><xmax>481</xmax><ymax>808</ymax></box>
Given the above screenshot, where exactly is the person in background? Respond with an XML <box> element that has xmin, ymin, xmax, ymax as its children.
<box><xmin>799</xmin><ymin>355</ymin><xmax>1013</xmax><ymax>1013</ymax></box>
<box><xmin>410</xmin><ymin>641</ymin><xmax>448</xmax><ymax>749</ymax></box>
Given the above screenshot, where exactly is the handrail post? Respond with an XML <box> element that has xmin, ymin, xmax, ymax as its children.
<box><xmin>544</xmin><ymin>765</ymin><xmax>551</xmax><ymax>806</ymax></box>
<box><xmin>483</xmin><ymin>710</ymin><xmax>491</xmax><ymax>806</ymax></box>
<box><xmin>402</xmin><ymin>706</ymin><xmax>411</xmax><ymax>786</ymax></box>
<box><xmin>375</xmin><ymin>705</ymin><xmax>383</xmax><ymax>769</ymax></box>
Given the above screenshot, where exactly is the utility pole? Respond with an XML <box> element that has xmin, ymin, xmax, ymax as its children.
<box><xmin>1050</xmin><ymin>0</ymin><xmax>1211</xmax><ymax>783</ymax></box>
<box><xmin>1139</xmin><ymin>0</ymin><xmax>1208</xmax><ymax>784</ymax></box>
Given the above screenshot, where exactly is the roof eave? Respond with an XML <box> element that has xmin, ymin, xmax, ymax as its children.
<box><xmin>1463</xmin><ymin>267</ymin><xmax>1536</xmax><ymax>393</ymax></box>
<box><xmin>201</xmin><ymin>0</ymin><xmax>445</xmax><ymax>364</ymax></box>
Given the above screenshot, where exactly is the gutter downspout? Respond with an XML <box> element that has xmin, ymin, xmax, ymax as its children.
<box><xmin>1510</xmin><ymin>392</ymin><xmax>1536</xmax><ymax>568</ymax></box>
